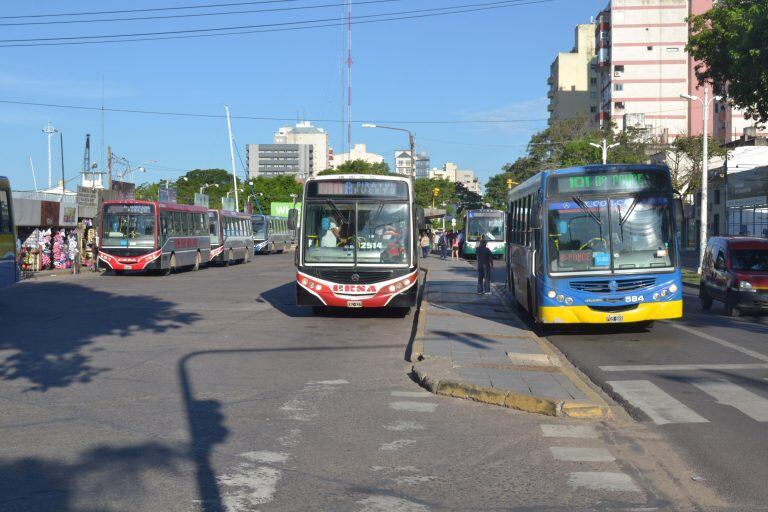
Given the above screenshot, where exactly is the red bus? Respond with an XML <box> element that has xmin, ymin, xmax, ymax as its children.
<box><xmin>208</xmin><ymin>209</ymin><xmax>254</xmax><ymax>265</ymax></box>
<box><xmin>98</xmin><ymin>200</ymin><xmax>211</xmax><ymax>275</ymax></box>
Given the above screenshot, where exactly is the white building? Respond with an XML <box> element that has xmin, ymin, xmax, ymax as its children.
<box><xmin>274</xmin><ymin>122</ymin><xmax>329</xmax><ymax>174</ymax></box>
<box><xmin>331</xmin><ymin>143</ymin><xmax>384</xmax><ymax>168</ymax></box>
<box><xmin>429</xmin><ymin>162</ymin><xmax>482</xmax><ymax>194</ymax></box>
<box><xmin>393</xmin><ymin>150</ymin><xmax>429</xmax><ymax>177</ymax></box>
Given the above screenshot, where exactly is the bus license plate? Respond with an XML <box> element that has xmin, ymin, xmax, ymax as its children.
<box><xmin>606</xmin><ymin>314</ymin><xmax>624</xmax><ymax>323</ymax></box>
<box><xmin>347</xmin><ymin>300</ymin><xmax>363</xmax><ymax>308</ymax></box>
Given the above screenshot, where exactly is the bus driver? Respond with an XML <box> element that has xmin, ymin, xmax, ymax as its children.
<box><xmin>320</xmin><ymin>217</ymin><xmax>342</xmax><ymax>247</ymax></box>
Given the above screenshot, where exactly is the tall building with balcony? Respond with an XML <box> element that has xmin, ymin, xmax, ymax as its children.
<box><xmin>547</xmin><ymin>23</ymin><xmax>599</xmax><ymax>127</ymax></box>
<box><xmin>274</xmin><ymin>122</ymin><xmax>329</xmax><ymax>174</ymax></box>
<box><xmin>394</xmin><ymin>150</ymin><xmax>430</xmax><ymax>177</ymax></box>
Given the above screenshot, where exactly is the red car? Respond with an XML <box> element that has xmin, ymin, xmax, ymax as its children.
<box><xmin>700</xmin><ymin>237</ymin><xmax>768</xmax><ymax>316</ymax></box>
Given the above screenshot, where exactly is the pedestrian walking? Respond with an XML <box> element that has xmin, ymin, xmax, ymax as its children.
<box><xmin>420</xmin><ymin>232</ymin><xmax>430</xmax><ymax>259</ymax></box>
<box><xmin>451</xmin><ymin>231</ymin><xmax>460</xmax><ymax>260</ymax></box>
<box><xmin>438</xmin><ymin>232</ymin><xmax>448</xmax><ymax>259</ymax></box>
<box><xmin>476</xmin><ymin>238</ymin><xmax>493</xmax><ymax>295</ymax></box>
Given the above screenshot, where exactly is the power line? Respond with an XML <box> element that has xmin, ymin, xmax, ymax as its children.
<box><xmin>0</xmin><ymin>98</ymin><xmax>548</xmax><ymax>124</ymax></box>
<box><xmin>0</xmin><ymin>0</ymin><xmax>554</xmax><ymax>47</ymax></box>
<box><xmin>0</xmin><ymin>0</ymin><xmax>309</xmax><ymax>20</ymax></box>
<box><xmin>0</xmin><ymin>0</ymin><xmax>407</xmax><ymax>27</ymax></box>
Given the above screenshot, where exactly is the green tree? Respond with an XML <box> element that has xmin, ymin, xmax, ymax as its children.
<box><xmin>413</xmin><ymin>178</ymin><xmax>458</xmax><ymax>210</ymax></box>
<box><xmin>665</xmin><ymin>135</ymin><xmax>729</xmax><ymax>194</ymax></box>
<box><xmin>135</xmin><ymin>182</ymin><xmax>159</xmax><ymax>201</ymax></box>
<box><xmin>246</xmin><ymin>175</ymin><xmax>303</xmax><ymax>214</ymax></box>
<box><xmin>454</xmin><ymin>182</ymin><xmax>483</xmax><ymax>211</ymax></box>
<box><xmin>317</xmin><ymin>160</ymin><xmax>392</xmax><ymax>176</ymax></box>
<box><xmin>687</xmin><ymin>0</ymin><xmax>768</xmax><ymax>123</ymax></box>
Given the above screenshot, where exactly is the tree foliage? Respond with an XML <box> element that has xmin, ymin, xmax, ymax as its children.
<box><xmin>687</xmin><ymin>0</ymin><xmax>768</xmax><ymax>123</ymax></box>
<box><xmin>413</xmin><ymin>178</ymin><xmax>458</xmax><ymax>210</ymax></box>
<box><xmin>664</xmin><ymin>135</ymin><xmax>729</xmax><ymax>194</ymax></box>
<box><xmin>483</xmin><ymin>118</ymin><xmax>657</xmax><ymax>208</ymax></box>
<box><xmin>317</xmin><ymin>160</ymin><xmax>391</xmax><ymax>176</ymax></box>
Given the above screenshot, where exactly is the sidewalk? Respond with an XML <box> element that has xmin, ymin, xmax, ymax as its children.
<box><xmin>411</xmin><ymin>256</ymin><xmax>610</xmax><ymax>419</ymax></box>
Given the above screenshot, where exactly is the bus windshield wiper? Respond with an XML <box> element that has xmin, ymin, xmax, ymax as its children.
<box><xmin>619</xmin><ymin>197</ymin><xmax>638</xmax><ymax>227</ymax></box>
<box><xmin>572</xmin><ymin>196</ymin><xmax>602</xmax><ymax>226</ymax></box>
<box><xmin>326</xmin><ymin>198</ymin><xmax>348</xmax><ymax>225</ymax></box>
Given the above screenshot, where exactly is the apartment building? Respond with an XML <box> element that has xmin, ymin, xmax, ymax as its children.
<box><xmin>330</xmin><ymin>143</ymin><xmax>384</xmax><ymax>169</ymax></box>
<box><xmin>429</xmin><ymin>162</ymin><xmax>482</xmax><ymax>195</ymax></box>
<box><xmin>274</xmin><ymin>122</ymin><xmax>329</xmax><ymax>174</ymax></box>
<box><xmin>246</xmin><ymin>143</ymin><xmax>313</xmax><ymax>179</ymax></box>
<box><xmin>547</xmin><ymin>23</ymin><xmax>599</xmax><ymax>127</ymax></box>
<box><xmin>394</xmin><ymin>150</ymin><xmax>430</xmax><ymax>177</ymax></box>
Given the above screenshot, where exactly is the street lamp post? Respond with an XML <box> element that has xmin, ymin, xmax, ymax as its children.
<box><xmin>680</xmin><ymin>88</ymin><xmax>722</xmax><ymax>274</ymax></box>
<box><xmin>589</xmin><ymin>139</ymin><xmax>620</xmax><ymax>165</ymax></box>
<box><xmin>362</xmin><ymin>123</ymin><xmax>415</xmax><ymax>177</ymax></box>
<box><xmin>200</xmin><ymin>183</ymin><xmax>219</xmax><ymax>194</ymax></box>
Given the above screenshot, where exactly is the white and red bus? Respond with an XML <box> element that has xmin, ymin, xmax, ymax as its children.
<box><xmin>293</xmin><ymin>175</ymin><xmax>421</xmax><ymax>313</ymax></box>
<box><xmin>208</xmin><ymin>209</ymin><xmax>253</xmax><ymax>265</ymax></box>
<box><xmin>99</xmin><ymin>200</ymin><xmax>211</xmax><ymax>274</ymax></box>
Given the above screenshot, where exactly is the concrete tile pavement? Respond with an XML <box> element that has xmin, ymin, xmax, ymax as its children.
<box><xmin>412</xmin><ymin>257</ymin><xmax>610</xmax><ymax>418</ymax></box>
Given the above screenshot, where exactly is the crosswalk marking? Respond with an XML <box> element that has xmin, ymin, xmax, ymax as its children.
<box><xmin>540</xmin><ymin>424</ymin><xmax>598</xmax><ymax>438</ymax></box>
<box><xmin>690</xmin><ymin>378</ymin><xmax>768</xmax><ymax>422</ymax></box>
<box><xmin>672</xmin><ymin>324</ymin><xmax>768</xmax><ymax>363</ymax></box>
<box><xmin>599</xmin><ymin>363</ymin><xmax>768</xmax><ymax>372</ymax></box>
<box><xmin>567</xmin><ymin>472</ymin><xmax>640</xmax><ymax>493</ymax></box>
<box><xmin>607</xmin><ymin>380</ymin><xmax>709</xmax><ymax>425</ymax></box>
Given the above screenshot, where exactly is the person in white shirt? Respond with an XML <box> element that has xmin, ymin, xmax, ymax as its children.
<box><xmin>320</xmin><ymin>218</ymin><xmax>341</xmax><ymax>247</ymax></box>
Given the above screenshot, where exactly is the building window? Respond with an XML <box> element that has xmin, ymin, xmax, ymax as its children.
<box><xmin>615</xmin><ymin>102</ymin><xmax>625</xmax><ymax>110</ymax></box>
<box><xmin>614</xmin><ymin>64</ymin><xmax>625</xmax><ymax>73</ymax></box>
<box><xmin>715</xmin><ymin>189</ymin><xmax>721</xmax><ymax>205</ymax></box>
<box><xmin>614</xmin><ymin>83</ymin><xmax>623</xmax><ymax>91</ymax></box>
<box><xmin>590</xmin><ymin>77</ymin><xmax>597</xmax><ymax>86</ymax></box>
<box><xmin>666</xmin><ymin>47</ymin><xmax>679</xmax><ymax>52</ymax></box>
<box><xmin>590</xmin><ymin>106</ymin><xmax>597</xmax><ymax>113</ymax></box>
<box><xmin>647</xmin><ymin>46</ymin><xmax>653</xmax><ymax>51</ymax></box>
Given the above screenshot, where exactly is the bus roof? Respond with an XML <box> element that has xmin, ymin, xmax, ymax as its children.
<box><xmin>102</xmin><ymin>199</ymin><xmax>208</xmax><ymax>213</ymax></box>
<box><xmin>209</xmin><ymin>208</ymin><xmax>251</xmax><ymax>219</ymax></box>
<box><xmin>306</xmin><ymin>174</ymin><xmax>410</xmax><ymax>183</ymax></box>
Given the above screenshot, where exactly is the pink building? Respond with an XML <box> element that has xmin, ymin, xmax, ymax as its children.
<box><xmin>595</xmin><ymin>0</ymin><xmax>763</xmax><ymax>143</ymax></box>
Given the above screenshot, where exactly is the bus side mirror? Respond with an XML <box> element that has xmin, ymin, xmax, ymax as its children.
<box><xmin>287</xmin><ymin>209</ymin><xmax>298</xmax><ymax>230</ymax></box>
<box><xmin>674</xmin><ymin>198</ymin><xmax>684</xmax><ymax>223</ymax></box>
<box><xmin>416</xmin><ymin>208</ymin><xmax>425</xmax><ymax>229</ymax></box>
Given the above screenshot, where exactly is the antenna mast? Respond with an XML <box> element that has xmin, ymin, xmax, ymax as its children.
<box><xmin>347</xmin><ymin>0</ymin><xmax>353</xmax><ymax>150</ymax></box>
<box><xmin>42</xmin><ymin>121</ymin><xmax>58</xmax><ymax>188</ymax></box>
<box><xmin>82</xmin><ymin>133</ymin><xmax>91</xmax><ymax>184</ymax></box>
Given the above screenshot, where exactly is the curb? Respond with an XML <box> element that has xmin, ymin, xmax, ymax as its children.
<box><xmin>410</xmin><ymin>260</ymin><xmax>611</xmax><ymax>420</ymax></box>
<box><xmin>405</xmin><ymin>268</ymin><xmax>428</xmax><ymax>363</ymax></box>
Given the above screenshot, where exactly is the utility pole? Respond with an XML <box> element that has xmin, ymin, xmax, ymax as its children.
<box><xmin>409</xmin><ymin>133</ymin><xmax>415</xmax><ymax>178</ymax></box>
<box><xmin>224</xmin><ymin>105</ymin><xmax>239</xmax><ymax>211</ymax></box>
<box><xmin>42</xmin><ymin>121</ymin><xmax>58</xmax><ymax>188</ymax></box>
<box><xmin>681</xmin><ymin>87</ymin><xmax>721</xmax><ymax>273</ymax></box>
<box><xmin>59</xmin><ymin>131</ymin><xmax>65</xmax><ymax>197</ymax></box>
<box><xmin>589</xmin><ymin>139</ymin><xmax>620</xmax><ymax>165</ymax></box>
<box><xmin>107</xmin><ymin>146</ymin><xmax>112</xmax><ymax>189</ymax></box>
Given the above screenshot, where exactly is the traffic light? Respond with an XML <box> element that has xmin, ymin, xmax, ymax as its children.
<box><xmin>433</xmin><ymin>187</ymin><xmax>440</xmax><ymax>197</ymax></box>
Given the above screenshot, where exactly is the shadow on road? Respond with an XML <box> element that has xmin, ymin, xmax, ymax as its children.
<box><xmin>0</xmin><ymin>282</ymin><xmax>201</xmax><ymax>392</ymax></box>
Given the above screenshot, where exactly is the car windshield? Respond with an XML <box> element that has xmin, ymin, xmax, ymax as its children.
<box><xmin>303</xmin><ymin>201</ymin><xmax>409</xmax><ymax>265</ymax></box>
<box><xmin>102</xmin><ymin>205</ymin><xmax>155</xmax><ymax>248</ymax></box>
<box><xmin>467</xmin><ymin>217</ymin><xmax>504</xmax><ymax>241</ymax></box>
<box><xmin>731</xmin><ymin>249</ymin><xmax>768</xmax><ymax>271</ymax></box>
<box><xmin>548</xmin><ymin>199</ymin><xmax>610</xmax><ymax>272</ymax></box>
<box><xmin>609</xmin><ymin>197</ymin><xmax>674</xmax><ymax>270</ymax></box>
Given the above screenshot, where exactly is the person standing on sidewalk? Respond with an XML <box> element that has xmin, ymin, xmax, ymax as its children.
<box><xmin>476</xmin><ymin>238</ymin><xmax>493</xmax><ymax>295</ymax></box>
<box><xmin>420</xmin><ymin>231</ymin><xmax>430</xmax><ymax>259</ymax></box>
<box><xmin>437</xmin><ymin>231</ymin><xmax>448</xmax><ymax>259</ymax></box>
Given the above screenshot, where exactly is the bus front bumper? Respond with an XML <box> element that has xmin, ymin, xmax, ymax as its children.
<box><xmin>539</xmin><ymin>300</ymin><xmax>682</xmax><ymax>324</ymax></box>
<box><xmin>296</xmin><ymin>270</ymin><xmax>418</xmax><ymax>308</ymax></box>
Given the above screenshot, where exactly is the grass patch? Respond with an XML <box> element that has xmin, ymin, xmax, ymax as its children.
<box><xmin>681</xmin><ymin>269</ymin><xmax>700</xmax><ymax>287</ymax></box>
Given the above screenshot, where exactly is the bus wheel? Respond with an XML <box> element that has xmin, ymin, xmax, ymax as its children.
<box><xmin>192</xmin><ymin>251</ymin><xmax>201</xmax><ymax>271</ymax></box>
<box><xmin>243</xmin><ymin>249</ymin><xmax>250</xmax><ymax>264</ymax></box>
<box><xmin>163</xmin><ymin>254</ymin><xmax>176</xmax><ymax>276</ymax></box>
<box><xmin>224</xmin><ymin>250</ymin><xmax>233</xmax><ymax>267</ymax></box>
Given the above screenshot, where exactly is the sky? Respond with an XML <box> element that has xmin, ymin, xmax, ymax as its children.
<box><xmin>0</xmin><ymin>0</ymin><xmax>606</xmax><ymax>192</ymax></box>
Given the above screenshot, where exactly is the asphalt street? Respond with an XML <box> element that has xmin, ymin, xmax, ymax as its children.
<box><xmin>0</xmin><ymin>255</ymin><xmax>734</xmax><ymax>511</ymax></box>
<box><xmin>542</xmin><ymin>283</ymin><xmax>768</xmax><ymax>509</ymax></box>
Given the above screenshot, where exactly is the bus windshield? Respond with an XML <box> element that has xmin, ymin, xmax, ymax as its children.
<box><xmin>547</xmin><ymin>196</ymin><xmax>674</xmax><ymax>273</ymax></box>
<box><xmin>102</xmin><ymin>204</ymin><xmax>155</xmax><ymax>248</ymax></box>
<box><xmin>303</xmin><ymin>202</ymin><xmax>409</xmax><ymax>265</ymax></box>
<box><xmin>467</xmin><ymin>217</ymin><xmax>504</xmax><ymax>241</ymax></box>
<box><xmin>252</xmin><ymin>216</ymin><xmax>267</xmax><ymax>239</ymax></box>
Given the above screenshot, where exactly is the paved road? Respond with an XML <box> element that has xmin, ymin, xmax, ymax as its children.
<box><xmin>0</xmin><ymin>256</ymin><xmax>725</xmax><ymax>511</ymax></box>
<box><xmin>543</xmin><ymin>282</ymin><xmax>768</xmax><ymax>509</ymax></box>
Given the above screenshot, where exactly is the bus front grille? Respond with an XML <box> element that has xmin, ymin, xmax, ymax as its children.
<box><xmin>586</xmin><ymin>304</ymin><xmax>639</xmax><ymax>313</ymax></box>
<box><xmin>316</xmin><ymin>269</ymin><xmax>395</xmax><ymax>284</ymax></box>
<box><xmin>570</xmin><ymin>277</ymin><xmax>656</xmax><ymax>293</ymax></box>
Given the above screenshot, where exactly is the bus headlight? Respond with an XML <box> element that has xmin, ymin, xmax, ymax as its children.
<box><xmin>739</xmin><ymin>281</ymin><xmax>756</xmax><ymax>292</ymax></box>
<box><xmin>661</xmin><ymin>289</ymin><xmax>669</xmax><ymax>297</ymax></box>
<box><xmin>389</xmin><ymin>285</ymin><xmax>397</xmax><ymax>292</ymax></box>
<box><xmin>547</xmin><ymin>290</ymin><xmax>556</xmax><ymax>299</ymax></box>
<box><xmin>556</xmin><ymin>294</ymin><xmax>564</xmax><ymax>303</ymax></box>
<box><xmin>564</xmin><ymin>297</ymin><xmax>574</xmax><ymax>305</ymax></box>
<box><xmin>653</xmin><ymin>292</ymin><xmax>660</xmax><ymax>300</ymax></box>
<box><xmin>301</xmin><ymin>278</ymin><xmax>308</xmax><ymax>285</ymax></box>
<box><xmin>668</xmin><ymin>284</ymin><xmax>678</xmax><ymax>293</ymax></box>
<box><xmin>315</xmin><ymin>284</ymin><xmax>322</xmax><ymax>291</ymax></box>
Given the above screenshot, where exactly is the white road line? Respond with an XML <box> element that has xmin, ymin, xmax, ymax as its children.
<box><xmin>390</xmin><ymin>391</ymin><xmax>433</xmax><ymax>398</ymax></box>
<box><xmin>690</xmin><ymin>378</ymin><xmax>768</xmax><ymax>422</ymax></box>
<box><xmin>567</xmin><ymin>472</ymin><xmax>640</xmax><ymax>493</ymax></box>
<box><xmin>384</xmin><ymin>420</ymin><xmax>426</xmax><ymax>431</ymax></box>
<box><xmin>607</xmin><ymin>380</ymin><xmax>709</xmax><ymax>425</ymax></box>
<box><xmin>380</xmin><ymin>439</ymin><xmax>417</xmax><ymax>451</ymax></box>
<box><xmin>549</xmin><ymin>447</ymin><xmax>615</xmax><ymax>462</ymax></box>
<box><xmin>241</xmin><ymin>451</ymin><xmax>291</xmax><ymax>464</ymax></box>
<box><xmin>540</xmin><ymin>424</ymin><xmax>599</xmax><ymax>438</ymax></box>
<box><xmin>219</xmin><ymin>464</ymin><xmax>282</xmax><ymax>511</ymax></box>
<box><xmin>600</xmin><ymin>363</ymin><xmax>768</xmax><ymax>372</ymax></box>
<box><xmin>371</xmin><ymin>465</ymin><xmax>422</xmax><ymax>473</ymax></box>
<box><xmin>672</xmin><ymin>324</ymin><xmax>768</xmax><ymax>363</ymax></box>
<box><xmin>394</xmin><ymin>475</ymin><xmax>435</xmax><ymax>485</ymax></box>
<box><xmin>389</xmin><ymin>401</ymin><xmax>437</xmax><ymax>413</ymax></box>
<box><xmin>356</xmin><ymin>496</ymin><xmax>429</xmax><ymax>512</ymax></box>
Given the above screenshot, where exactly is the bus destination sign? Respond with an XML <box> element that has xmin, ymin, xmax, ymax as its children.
<box><xmin>104</xmin><ymin>204</ymin><xmax>153</xmax><ymax>215</ymax></box>
<box><xmin>310</xmin><ymin>180</ymin><xmax>407</xmax><ymax>198</ymax></box>
<box><xmin>555</xmin><ymin>171</ymin><xmax>668</xmax><ymax>195</ymax></box>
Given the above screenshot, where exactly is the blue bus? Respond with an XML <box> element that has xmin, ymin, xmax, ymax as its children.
<box><xmin>506</xmin><ymin>165</ymin><xmax>683</xmax><ymax>326</ymax></box>
<box><xmin>0</xmin><ymin>177</ymin><xmax>19</xmax><ymax>287</ymax></box>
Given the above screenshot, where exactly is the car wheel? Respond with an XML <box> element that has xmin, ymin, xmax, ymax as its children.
<box><xmin>700</xmin><ymin>285</ymin><xmax>713</xmax><ymax>310</ymax></box>
<box><xmin>725</xmin><ymin>295</ymin><xmax>741</xmax><ymax>317</ymax></box>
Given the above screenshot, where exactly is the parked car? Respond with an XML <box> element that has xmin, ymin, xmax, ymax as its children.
<box><xmin>700</xmin><ymin>237</ymin><xmax>768</xmax><ymax>316</ymax></box>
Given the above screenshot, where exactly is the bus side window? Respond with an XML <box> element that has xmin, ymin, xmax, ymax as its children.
<box><xmin>0</xmin><ymin>190</ymin><xmax>9</xmax><ymax>233</ymax></box>
<box><xmin>525</xmin><ymin>196</ymin><xmax>532</xmax><ymax>247</ymax></box>
<box><xmin>159</xmin><ymin>212</ymin><xmax>168</xmax><ymax>242</ymax></box>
